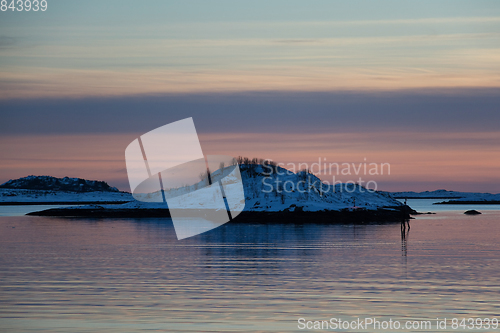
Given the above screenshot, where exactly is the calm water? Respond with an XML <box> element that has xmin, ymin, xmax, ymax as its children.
<box><xmin>0</xmin><ymin>205</ymin><xmax>82</xmax><ymax>217</ymax></box>
<box><xmin>0</xmin><ymin>205</ymin><xmax>499</xmax><ymax>332</ymax></box>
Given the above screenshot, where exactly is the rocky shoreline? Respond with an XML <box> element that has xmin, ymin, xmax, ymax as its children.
<box><xmin>27</xmin><ymin>205</ymin><xmax>413</xmax><ymax>223</ymax></box>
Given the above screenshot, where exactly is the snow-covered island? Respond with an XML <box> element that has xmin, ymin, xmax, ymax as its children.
<box><xmin>22</xmin><ymin>163</ymin><xmax>412</xmax><ymax>223</ymax></box>
<box><xmin>0</xmin><ymin>176</ymin><xmax>132</xmax><ymax>205</ymax></box>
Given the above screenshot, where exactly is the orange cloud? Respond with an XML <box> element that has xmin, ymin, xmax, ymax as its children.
<box><xmin>1</xmin><ymin>65</ymin><xmax>499</xmax><ymax>100</ymax></box>
<box><xmin>1</xmin><ymin>131</ymin><xmax>499</xmax><ymax>192</ymax></box>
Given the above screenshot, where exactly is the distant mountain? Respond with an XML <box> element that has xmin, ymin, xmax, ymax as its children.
<box><xmin>390</xmin><ymin>189</ymin><xmax>465</xmax><ymax>199</ymax></box>
<box><xmin>389</xmin><ymin>189</ymin><xmax>500</xmax><ymax>202</ymax></box>
<box><xmin>0</xmin><ymin>176</ymin><xmax>120</xmax><ymax>192</ymax></box>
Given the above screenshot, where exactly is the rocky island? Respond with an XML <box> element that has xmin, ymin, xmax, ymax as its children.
<box><xmin>0</xmin><ymin>176</ymin><xmax>132</xmax><ymax>205</ymax></box>
<box><xmin>15</xmin><ymin>162</ymin><xmax>413</xmax><ymax>223</ymax></box>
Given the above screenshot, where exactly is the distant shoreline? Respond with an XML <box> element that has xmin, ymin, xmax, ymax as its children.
<box><xmin>393</xmin><ymin>196</ymin><xmax>463</xmax><ymax>199</ymax></box>
<box><xmin>434</xmin><ymin>200</ymin><xmax>500</xmax><ymax>205</ymax></box>
<box><xmin>0</xmin><ymin>201</ymin><xmax>131</xmax><ymax>206</ymax></box>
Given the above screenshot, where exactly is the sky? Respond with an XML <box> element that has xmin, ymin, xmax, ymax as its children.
<box><xmin>1</xmin><ymin>0</ymin><xmax>499</xmax><ymax>192</ymax></box>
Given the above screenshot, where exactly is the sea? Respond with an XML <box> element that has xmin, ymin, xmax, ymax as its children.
<box><xmin>0</xmin><ymin>199</ymin><xmax>499</xmax><ymax>332</ymax></box>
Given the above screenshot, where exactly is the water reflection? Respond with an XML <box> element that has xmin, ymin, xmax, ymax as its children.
<box><xmin>1</xmin><ymin>213</ymin><xmax>500</xmax><ymax>333</ymax></box>
<box><xmin>401</xmin><ymin>219</ymin><xmax>410</xmax><ymax>257</ymax></box>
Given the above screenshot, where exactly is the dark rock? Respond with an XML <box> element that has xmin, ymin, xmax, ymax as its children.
<box><xmin>464</xmin><ymin>210</ymin><xmax>481</xmax><ymax>215</ymax></box>
<box><xmin>27</xmin><ymin>206</ymin><xmax>411</xmax><ymax>223</ymax></box>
